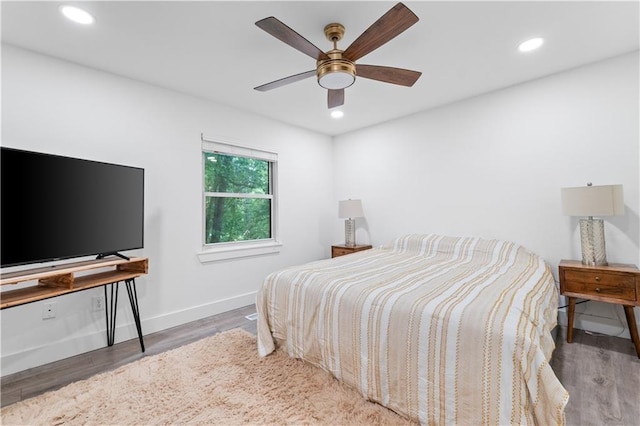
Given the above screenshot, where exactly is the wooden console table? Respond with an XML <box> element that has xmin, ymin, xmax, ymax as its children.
<box><xmin>1</xmin><ymin>257</ymin><xmax>148</xmax><ymax>352</ymax></box>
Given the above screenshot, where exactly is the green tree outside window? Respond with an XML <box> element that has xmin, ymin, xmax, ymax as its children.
<box><xmin>203</xmin><ymin>152</ymin><xmax>273</xmax><ymax>244</ymax></box>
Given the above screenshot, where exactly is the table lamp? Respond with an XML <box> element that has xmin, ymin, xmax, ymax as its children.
<box><xmin>338</xmin><ymin>199</ymin><xmax>363</xmax><ymax>247</ymax></box>
<box><xmin>561</xmin><ymin>183</ymin><xmax>624</xmax><ymax>266</ymax></box>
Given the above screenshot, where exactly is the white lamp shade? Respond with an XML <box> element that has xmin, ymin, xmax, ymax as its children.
<box><xmin>338</xmin><ymin>199</ymin><xmax>364</xmax><ymax>218</ymax></box>
<box><xmin>561</xmin><ymin>184</ymin><xmax>624</xmax><ymax>217</ymax></box>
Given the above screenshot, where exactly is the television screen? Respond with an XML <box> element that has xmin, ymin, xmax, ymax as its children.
<box><xmin>1</xmin><ymin>148</ymin><xmax>144</xmax><ymax>267</ymax></box>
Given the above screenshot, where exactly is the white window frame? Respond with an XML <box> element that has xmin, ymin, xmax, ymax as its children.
<box><xmin>198</xmin><ymin>135</ymin><xmax>281</xmax><ymax>263</ymax></box>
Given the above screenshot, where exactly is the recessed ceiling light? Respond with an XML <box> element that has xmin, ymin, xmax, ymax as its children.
<box><xmin>60</xmin><ymin>5</ymin><xmax>95</xmax><ymax>25</ymax></box>
<box><xmin>330</xmin><ymin>110</ymin><xmax>344</xmax><ymax>119</ymax></box>
<box><xmin>518</xmin><ymin>37</ymin><xmax>544</xmax><ymax>53</ymax></box>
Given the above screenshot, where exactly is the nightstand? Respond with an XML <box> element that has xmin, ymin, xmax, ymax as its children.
<box><xmin>559</xmin><ymin>259</ymin><xmax>640</xmax><ymax>358</ymax></box>
<box><xmin>331</xmin><ymin>244</ymin><xmax>372</xmax><ymax>258</ymax></box>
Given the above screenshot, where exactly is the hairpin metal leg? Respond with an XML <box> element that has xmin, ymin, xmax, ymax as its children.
<box><xmin>103</xmin><ymin>279</ymin><xmax>145</xmax><ymax>352</ymax></box>
<box><xmin>125</xmin><ymin>278</ymin><xmax>145</xmax><ymax>352</ymax></box>
<box><xmin>104</xmin><ymin>282</ymin><xmax>119</xmax><ymax>346</ymax></box>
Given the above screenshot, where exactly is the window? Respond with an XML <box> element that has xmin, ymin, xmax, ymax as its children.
<box><xmin>200</xmin><ymin>137</ymin><xmax>279</xmax><ymax>261</ymax></box>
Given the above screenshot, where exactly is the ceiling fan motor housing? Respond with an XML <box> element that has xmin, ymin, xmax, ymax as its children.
<box><xmin>316</xmin><ymin>50</ymin><xmax>356</xmax><ymax>90</ymax></box>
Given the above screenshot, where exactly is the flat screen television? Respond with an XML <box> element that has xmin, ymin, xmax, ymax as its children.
<box><xmin>1</xmin><ymin>147</ymin><xmax>144</xmax><ymax>267</ymax></box>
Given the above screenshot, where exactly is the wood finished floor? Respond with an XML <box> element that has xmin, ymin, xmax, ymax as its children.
<box><xmin>2</xmin><ymin>305</ymin><xmax>639</xmax><ymax>426</ymax></box>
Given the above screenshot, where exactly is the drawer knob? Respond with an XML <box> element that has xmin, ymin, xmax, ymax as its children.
<box><xmin>595</xmin><ymin>276</ymin><xmax>601</xmax><ymax>282</ymax></box>
<box><xmin>595</xmin><ymin>287</ymin><xmax>601</xmax><ymax>293</ymax></box>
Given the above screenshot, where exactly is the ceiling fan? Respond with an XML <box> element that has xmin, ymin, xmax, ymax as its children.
<box><xmin>254</xmin><ymin>2</ymin><xmax>422</xmax><ymax>109</ymax></box>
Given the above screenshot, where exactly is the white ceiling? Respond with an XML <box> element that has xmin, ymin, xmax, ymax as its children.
<box><xmin>2</xmin><ymin>1</ymin><xmax>638</xmax><ymax>136</ymax></box>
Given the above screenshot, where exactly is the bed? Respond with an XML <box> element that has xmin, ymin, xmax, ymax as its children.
<box><xmin>256</xmin><ymin>234</ymin><xmax>569</xmax><ymax>425</ymax></box>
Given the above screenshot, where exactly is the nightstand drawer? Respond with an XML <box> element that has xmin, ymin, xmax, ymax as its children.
<box><xmin>332</xmin><ymin>247</ymin><xmax>354</xmax><ymax>257</ymax></box>
<box><xmin>563</xmin><ymin>270</ymin><xmax>636</xmax><ymax>301</ymax></box>
<box><xmin>331</xmin><ymin>244</ymin><xmax>372</xmax><ymax>258</ymax></box>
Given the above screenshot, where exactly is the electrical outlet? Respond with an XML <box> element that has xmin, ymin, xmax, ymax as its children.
<box><xmin>92</xmin><ymin>296</ymin><xmax>105</xmax><ymax>312</ymax></box>
<box><xmin>42</xmin><ymin>302</ymin><xmax>56</xmax><ymax>319</ymax></box>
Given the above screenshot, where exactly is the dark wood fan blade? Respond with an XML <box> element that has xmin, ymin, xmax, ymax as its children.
<box><xmin>357</xmin><ymin>64</ymin><xmax>421</xmax><ymax>86</ymax></box>
<box><xmin>256</xmin><ymin>17</ymin><xmax>330</xmax><ymax>61</ymax></box>
<box><xmin>254</xmin><ymin>70</ymin><xmax>316</xmax><ymax>92</ymax></box>
<box><xmin>343</xmin><ymin>3</ymin><xmax>418</xmax><ymax>62</ymax></box>
<box><xmin>328</xmin><ymin>89</ymin><xmax>345</xmax><ymax>108</ymax></box>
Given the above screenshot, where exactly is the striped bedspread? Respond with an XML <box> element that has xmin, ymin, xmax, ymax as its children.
<box><xmin>256</xmin><ymin>234</ymin><xmax>569</xmax><ymax>425</ymax></box>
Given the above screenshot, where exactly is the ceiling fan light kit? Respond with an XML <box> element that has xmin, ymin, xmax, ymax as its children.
<box><xmin>317</xmin><ymin>61</ymin><xmax>355</xmax><ymax>90</ymax></box>
<box><xmin>254</xmin><ymin>2</ymin><xmax>422</xmax><ymax>109</ymax></box>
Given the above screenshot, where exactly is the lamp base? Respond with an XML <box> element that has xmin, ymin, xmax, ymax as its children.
<box><xmin>579</xmin><ymin>217</ymin><xmax>607</xmax><ymax>266</ymax></box>
<box><xmin>344</xmin><ymin>218</ymin><xmax>356</xmax><ymax>247</ymax></box>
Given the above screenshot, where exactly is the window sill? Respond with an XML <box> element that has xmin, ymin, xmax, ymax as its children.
<box><xmin>197</xmin><ymin>241</ymin><xmax>282</xmax><ymax>263</ymax></box>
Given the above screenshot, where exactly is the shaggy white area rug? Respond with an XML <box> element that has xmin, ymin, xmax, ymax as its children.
<box><xmin>1</xmin><ymin>329</ymin><xmax>412</xmax><ymax>425</ymax></box>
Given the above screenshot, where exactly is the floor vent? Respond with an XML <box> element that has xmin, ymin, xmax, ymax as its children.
<box><xmin>245</xmin><ymin>313</ymin><xmax>258</xmax><ymax>321</ymax></box>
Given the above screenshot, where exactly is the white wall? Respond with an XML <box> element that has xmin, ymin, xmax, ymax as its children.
<box><xmin>1</xmin><ymin>45</ymin><xmax>334</xmax><ymax>375</ymax></box>
<box><xmin>333</xmin><ymin>52</ymin><xmax>639</xmax><ymax>339</ymax></box>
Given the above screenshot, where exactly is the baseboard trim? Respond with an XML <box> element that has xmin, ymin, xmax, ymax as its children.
<box><xmin>1</xmin><ymin>291</ymin><xmax>256</xmax><ymax>376</ymax></box>
<box><xmin>557</xmin><ymin>309</ymin><xmax>630</xmax><ymax>339</ymax></box>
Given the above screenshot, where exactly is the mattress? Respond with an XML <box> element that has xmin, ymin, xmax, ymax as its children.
<box><xmin>256</xmin><ymin>234</ymin><xmax>569</xmax><ymax>425</ymax></box>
